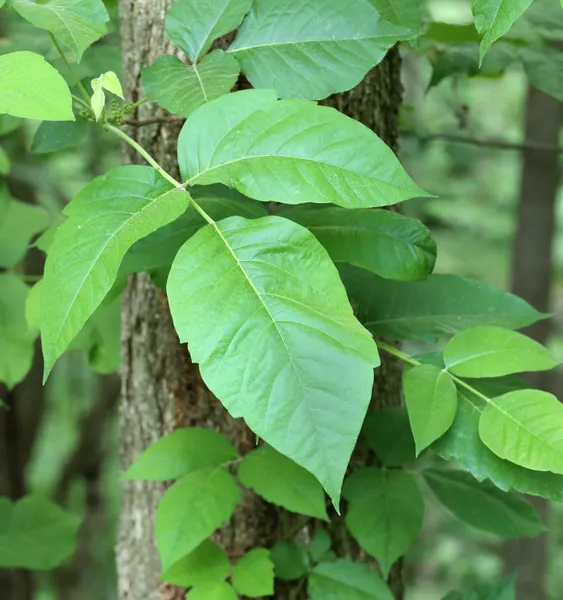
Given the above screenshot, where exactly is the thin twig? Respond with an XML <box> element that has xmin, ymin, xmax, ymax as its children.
<box><xmin>123</xmin><ymin>117</ymin><xmax>185</xmax><ymax>126</ymax></box>
<box><xmin>401</xmin><ymin>129</ymin><xmax>563</xmax><ymax>153</ymax></box>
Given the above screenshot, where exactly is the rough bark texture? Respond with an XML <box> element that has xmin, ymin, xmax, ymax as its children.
<box><xmin>117</xmin><ymin>3</ymin><xmax>405</xmax><ymax>598</ymax></box>
<box><xmin>503</xmin><ymin>85</ymin><xmax>562</xmax><ymax>600</ymax></box>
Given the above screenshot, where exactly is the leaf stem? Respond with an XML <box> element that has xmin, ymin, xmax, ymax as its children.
<box><xmin>103</xmin><ymin>124</ymin><xmax>181</xmax><ymax>188</ymax></box>
<box><xmin>71</xmin><ymin>93</ymin><xmax>91</xmax><ymax>112</ymax></box>
<box><xmin>376</xmin><ymin>340</ymin><xmax>491</xmax><ymax>404</ymax></box>
<box><xmin>49</xmin><ymin>33</ymin><xmax>91</xmax><ymax>102</ymax></box>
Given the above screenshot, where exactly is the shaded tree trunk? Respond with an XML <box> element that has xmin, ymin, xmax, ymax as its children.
<box><xmin>502</xmin><ymin>84</ymin><xmax>562</xmax><ymax>600</ymax></box>
<box><xmin>117</xmin><ymin>3</ymin><xmax>405</xmax><ymax>598</ymax></box>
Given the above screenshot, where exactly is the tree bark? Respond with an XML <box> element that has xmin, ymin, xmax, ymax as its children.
<box><xmin>117</xmin><ymin>3</ymin><xmax>405</xmax><ymax>598</ymax></box>
<box><xmin>502</xmin><ymin>84</ymin><xmax>562</xmax><ymax>600</ymax></box>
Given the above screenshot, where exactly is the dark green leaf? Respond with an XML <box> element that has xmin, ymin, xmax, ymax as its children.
<box><xmin>125</xmin><ymin>427</ymin><xmax>238</xmax><ymax>481</ymax></box>
<box><xmin>238</xmin><ymin>445</ymin><xmax>328</xmax><ymax>520</ymax></box>
<box><xmin>339</xmin><ymin>266</ymin><xmax>547</xmax><ymax>341</ymax></box>
<box><xmin>442</xmin><ymin>574</ymin><xmax>516</xmax><ymax>600</ymax></box>
<box><xmin>309</xmin><ymin>530</ymin><xmax>332</xmax><ymax>562</ymax></box>
<box><xmin>278</xmin><ymin>205</ymin><xmax>436</xmax><ymax>281</ymax></box>
<box><xmin>167</xmin><ymin>215</ymin><xmax>379</xmax><ymax>507</ymax></box>
<box><xmin>142</xmin><ymin>51</ymin><xmax>239</xmax><ymax>118</ymax></box>
<box><xmin>343</xmin><ymin>468</ymin><xmax>423</xmax><ymax>576</ymax></box>
<box><xmin>232</xmin><ymin>549</ymin><xmax>274</xmax><ymax>597</ymax></box>
<box><xmin>179</xmin><ymin>89</ymin><xmax>429</xmax><ymax>209</ymax></box>
<box><xmin>362</xmin><ymin>408</ymin><xmax>416</xmax><ymax>467</ymax></box>
<box><xmin>161</xmin><ymin>540</ymin><xmax>230</xmax><ymax>587</ymax></box>
<box><xmin>520</xmin><ymin>47</ymin><xmax>563</xmax><ymax>102</ymax></box>
<box><xmin>423</xmin><ymin>469</ymin><xmax>546</xmax><ymax>538</ymax></box>
<box><xmin>308</xmin><ymin>559</ymin><xmax>394</xmax><ymax>600</ymax></box>
<box><xmin>270</xmin><ymin>541</ymin><xmax>309</xmax><ymax>581</ymax></box>
<box><xmin>155</xmin><ymin>467</ymin><xmax>240</xmax><ymax>571</ymax></box>
<box><xmin>31</xmin><ymin>118</ymin><xmax>88</xmax><ymax>153</ymax></box>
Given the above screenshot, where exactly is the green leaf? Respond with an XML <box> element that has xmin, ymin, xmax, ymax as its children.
<box><xmin>520</xmin><ymin>0</ymin><xmax>563</xmax><ymax>40</ymax></box>
<box><xmin>363</xmin><ymin>408</ymin><xmax>416</xmax><ymax>467</ymax></box>
<box><xmin>167</xmin><ymin>215</ymin><xmax>379</xmax><ymax>507</ymax></box>
<box><xmin>278</xmin><ymin>205</ymin><xmax>436</xmax><ymax>281</ymax></box>
<box><xmin>0</xmin><ymin>274</ymin><xmax>35</xmax><ymax>389</ymax></box>
<box><xmin>232</xmin><ymin>548</ymin><xmax>274</xmax><ymax>597</ymax></box>
<box><xmin>166</xmin><ymin>0</ymin><xmax>252</xmax><ymax>62</ymax></box>
<box><xmin>41</xmin><ymin>166</ymin><xmax>189</xmax><ymax>378</ymax></box>
<box><xmin>98</xmin><ymin>71</ymin><xmax>123</xmax><ymax>98</ymax></box>
<box><xmin>120</xmin><ymin>184</ymin><xmax>267</xmax><ymax>277</ymax></box>
<box><xmin>368</xmin><ymin>0</ymin><xmax>421</xmax><ymax>30</ymax></box>
<box><xmin>442</xmin><ymin>574</ymin><xmax>516</xmax><ymax>600</ymax></box>
<box><xmin>155</xmin><ymin>467</ymin><xmax>240</xmax><ymax>571</ymax></box>
<box><xmin>0</xmin><ymin>495</ymin><xmax>80</xmax><ymax>569</ymax></box>
<box><xmin>343</xmin><ymin>469</ymin><xmax>423</xmax><ymax>576</ymax></box>
<box><xmin>520</xmin><ymin>47</ymin><xmax>563</xmax><ymax>102</ymax></box>
<box><xmin>0</xmin><ymin>115</ymin><xmax>21</xmax><ymax>136</ymax></box>
<box><xmin>10</xmin><ymin>0</ymin><xmax>109</xmax><ymax>62</ymax></box>
<box><xmin>143</xmin><ymin>51</ymin><xmax>239</xmax><ymax>118</ymax></box>
<box><xmin>471</xmin><ymin>0</ymin><xmax>534</xmax><ymax>61</ymax></box>
<box><xmin>479</xmin><ymin>389</ymin><xmax>563</xmax><ymax>475</ymax></box>
<box><xmin>228</xmin><ymin>0</ymin><xmax>414</xmax><ymax>100</ymax></box>
<box><xmin>308</xmin><ymin>559</ymin><xmax>394</xmax><ymax>600</ymax></box>
<box><xmin>125</xmin><ymin>427</ymin><xmax>238</xmax><ymax>481</ymax></box>
<box><xmin>424</xmin><ymin>23</ymin><xmax>481</xmax><ymax>44</ymax></box>
<box><xmin>444</xmin><ymin>327</ymin><xmax>559</xmax><ymax>378</ymax></box>
<box><xmin>31</xmin><ymin>118</ymin><xmax>88</xmax><ymax>153</ymax></box>
<box><xmin>0</xmin><ymin>194</ymin><xmax>49</xmax><ymax>268</ymax></box>
<box><xmin>309</xmin><ymin>530</ymin><xmax>332</xmax><ymax>562</ymax></box>
<box><xmin>90</xmin><ymin>76</ymin><xmax>105</xmax><ymax>121</ymax></box>
<box><xmin>270</xmin><ymin>541</ymin><xmax>309</xmax><ymax>581</ymax></box>
<box><xmin>161</xmin><ymin>540</ymin><xmax>230</xmax><ymax>587</ymax></box>
<box><xmin>179</xmin><ymin>90</ymin><xmax>428</xmax><ymax>208</ymax></box>
<box><xmin>403</xmin><ymin>364</ymin><xmax>457</xmax><ymax>455</ymax></box>
<box><xmin>0</xmin><ymin>146</ymin><xmax>10</xmax><ymax>175</ymax></box>
<box><xmin>0</xmin><ymin>51</ymin><xmax>74</xmax><ymax>121</ymax></box>
<box><xmin>238</xmin><ymin>445</ymin><xmax>328</xmax><ymax>520</ymax></box>
<box><xmin>186</xmin><ymin>582</ymin><xmax>238</xmax><ymax>600</ymax></box>
<box><xmin>339</xmin><ymin>266</ymin><xmax>547</xmax><ymax>341</ymax></box>
<box><xmin>434</xmin><ymin>390</ymin><xmax>563</xmax><ymax>501</ymax></box>
<box><xmin>424</xmin><ymin>469</ymin><xmax>545</xmax><ymax>538</ymax></box>
<box><xmin>0</xmin><ymin>1</ymin><xmax>5</xmax><ymax>8</ymax></box>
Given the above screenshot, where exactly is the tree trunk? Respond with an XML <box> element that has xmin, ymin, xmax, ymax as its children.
<box><xmin>502</xmin><ymin>84</ymin><xmax>562</xmax><ymax>600</ymax></box>
<box><xmin>117</xmin><ymin>3</ymin><xmax>405</xmax><ymax>598</ymax></box>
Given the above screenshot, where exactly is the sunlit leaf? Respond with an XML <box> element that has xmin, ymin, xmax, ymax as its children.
<box><xmin>161</xmin><ymin>540</ymin><xmax>231</xmax><ymax>587</ymax></box>
<box><xmin>232</xmin><ymin>549</ymin><xmax>274</xmax><ymax>597</ymax></box>
<box><xmin>186</xmin><ymin>582</ymin><xmax>238</xmax><ymax>600</ymax></box>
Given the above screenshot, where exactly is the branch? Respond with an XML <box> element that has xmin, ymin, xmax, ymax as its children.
<box><xmin>400</xmin><ymin>129</ymin><xmax>563</xmax><ymax>154</ymax></box>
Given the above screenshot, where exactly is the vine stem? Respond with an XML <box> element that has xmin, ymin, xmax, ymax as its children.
<box><xmin>71</xmin><ymin>93</ymin><xmax>91</xmax><ymax>112</ymax></box>
<box><xmin>376</xmin><ymin>340</ymin><xmax>491</xmax><ymax>404</ymax></box>
<box><xmin>49</xmin><ymin>33</ymin><xmax>91</xmax><ymax>102</ymax></box>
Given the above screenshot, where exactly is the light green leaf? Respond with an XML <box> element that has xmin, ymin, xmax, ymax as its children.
<box><xmin>471</xmin><ymin>0</ymin><xmax>534</xmax><ymax>61</ymax></box>
<box><xmin>125</xmin><ymin>427</ymin><xmax>238</xmax><ymax>481</ymax></box>
<box><xmin>238</xmin><ymin>445</ymin><xmax>328</xmax><ymax>520</ymax></box>
<box><xmin>26</xmin><ymin>280</ymin><xmax>42</xmax><ymax>335</ymax></box>
<box><xmin>309</xmin><ymin>530</ymin><xmax>332</xmax><ymax>562</ymax></box>
<box><xmin>442</xmin><ymin>574</ymin><xmax>516</xmax><ymax>600</ymax></box>
<box><xmin>232</xmin><ymin>549</ymin><xmax>274</xmax><ymax>597</ymax></box>
<box><xmin>167</xmin><ymin>215</ymin><xmax>379</xmax><ymax>507</ymax></box>
<box><xmin>278</xmin><ymin>205</ymin><xmax>436</xmax><ymax>281</ymax></box>
<box><xmin>403</xmin><ymin>364</ymin><xmax>457</xmax><ymax>455</ymax></box>
<box><xmin>0</xmin><ymin>495</ymin><xmax>80</xmax><ymax>569</ymax></box>
<box><xmin>309</xmin><ymin>559</ymin><xmax>394</xmax><ymax>600</ymax></box>
<box><xmin>363</xmin><ymin>408</ymin><xmax>416</xmax><ymax>467</ymax></box>
<box><xmin>10</xmin><ymin>0</ymin><xmax>109</xmax><ymax>62</ymax></box>
<box><xmin>444</xmin><ymin>327</ymin><xmax>559</xmax><ymax>378</ymax></box>
<box><xmin>186</xmin><ymin>582</ymin><xmax>238</xmax><ymax>600</ymax></box>
<box><xmin>161</xmin><ymin>540</ymin><xmax>230</xmax><ymax>587</ymax></box>
<box><xmin>143</xmin><ymin>51</ymin><xmax>239</xmax><ymax>118</ymax></box>
<box><xmin>166</xmin><ymin>0</ymin><xmax>252</xmax><ymax>62</ymax></box>
<box><xmin>434</xmin><ymin>390</ymin><xmax>563</xmax><ymax>501</ymax></box>
<box><xmin>368</xmin><ymin>0</ymin><xmax>421</xmax><ymax>30</ymax></box>
<box><xmin>179</xmin><ymin>90</ymin><xmax>428</xmax><ymax>208</ymax></box>
<box><xmin>120</xmin><ymin>184</ymin><xmax>267</xmax><ymax>277</ymax></box>
<box><xmin>0</xmin><ymin>274</ymin><xmax>36</xmax><ymax>389</ymax></box>
<box><xmin>520</xmin><ymin>47</ymin><xmax>563</xmax><ymax>102</ymax></box>
<box><xmin>228</xmin><ymin>0</ymin><xmax>414</xmax><ymax>100</ymax></box>
<box><xmin>0</xmin><ymin>146</ymin><xmax>10</xmax><ymax>175</ymax></box>
<box><xmin>31</xmin><ymin>118</ymin><xmax>88</xmax><ymax>153</ymax></box>
<box><xmin>480</xmin><ymin>389</ymin><xmax>563</xmax><ymax>474</ymax></box>
<box><xmin>99</xmin><ymin>71</ymin><xmax>123</xmax><ymax>99</ymax></box>
<box><xmin>339</xmin><ymin>266</ymin><xmax>547</xmax><ymax>341</ymax></box>
<box><xmin>0</xmin><ymin>51</ymin><xmax>74</xmax><ymax>121</ymax></box>
<box><xmin>41</xmin><ymin>166</ymin><xmax>189</xmax><ymax>378</ymax></box>
<box><xmin>155</xmin><ymin>467</ymin><xmax>240</xmax><ymax>571</ymax></box>
<box><xmin>0</xmin><ymin>1</ymin><xmax>5</xmax><ymax>8</ymax></box>
<box><xmin>90</xmin><ymin>71</ymin><xmax>123</xmax><ymax>121</ymax></box>
<box><xmin>0</xmin><ymin>115</ymin><xmax>21</xmax><ymax>136</ymax></box>
<box><xmin>343</xmin><ymin>469</ymin><xmax>423</xmax><ymax>577</ymax></box>
<box><xmin>270</xmin><ymin>541</ymin><xmax>309</xmax><ymax>581</ymax></box>
<box><xmin>0</xmin><ymin>194</ymin><xmax>49</xmax><ymax>267</ymax></box>
<box><xmin>424</xmin><ymin>469</ymin><xmax>545</xmax><ymax>537</ymax></box>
